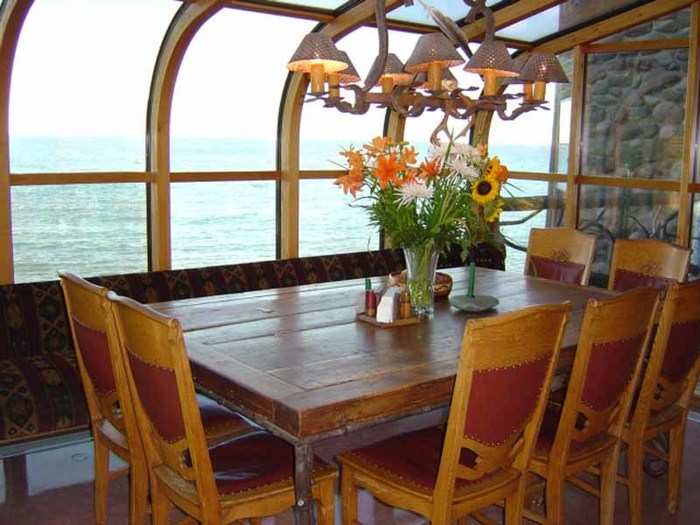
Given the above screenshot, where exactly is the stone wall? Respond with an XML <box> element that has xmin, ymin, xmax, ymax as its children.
<box><xmin>548</xmin><ymin>8</ymin><xmax>693</xmax><ymax>280</ymax></box>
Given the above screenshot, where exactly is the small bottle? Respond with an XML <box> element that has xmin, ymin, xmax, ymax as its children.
<box><xmin>400</xmin><ymin>291</ymin><xmax>412</xmax><ymax>319</ymax></box>
<box><xmin>365</xmin><ymin>278</ymin><xmax>377</xmax><ymax>317</ymax></box>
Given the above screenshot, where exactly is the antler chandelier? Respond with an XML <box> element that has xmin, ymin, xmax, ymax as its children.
<box><xmin>287</xmin><ymin>0</ymin><xmax>569</xmax><ymax>143</ymax></box>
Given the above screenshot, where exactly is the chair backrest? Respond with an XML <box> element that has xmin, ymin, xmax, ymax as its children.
<box><xmin>434</xmin><ymin>302</ymin><xmax>570</xmax><ymax>502</ymax></box>
<box><xmin>525</xmin><ymin>228</ymin><xmax>596</xmax><ymax>286</ymax></box>
<box><xmin>109</xmin><ymin>293</ymin><xmax>220</xmax><ymax>510</ymax></box>
<box><xmin>59</xmin><ymin>271</ymin><xmax>137</xmax><ymax>438</ymax></box>
<box><xmin>630</xmin><ymin>281</ymin><xmax>700</xmax><ymax>431</ymax></box>
<box><xmin>608</xmin><ymin>239</ymin><xmax>690</xmax><ymax>292</ymax></box>
<box><xmin>550</xmin><ymin>288</ymin><xmax>659</xmax><ymax>461</ymax></box>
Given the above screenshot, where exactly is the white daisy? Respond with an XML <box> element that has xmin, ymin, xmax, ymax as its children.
<box><xmin>452</xmin><ymin>142</ymin><xmax>482</xmax><ymax>159</ymax></box>
<box><xmin>397</xmin><ymin>181</ymin><xmax>433</xmax><ymax>207</ymax></box>
<box><xmin>450</xmin><ymin>157</ymin><xmax>480</xmax><ymax>180</ymax></box>
<box><xmin>428</xmin><ymin>142</ymin><xmax>450</xmax><ymax>159</ymax></box>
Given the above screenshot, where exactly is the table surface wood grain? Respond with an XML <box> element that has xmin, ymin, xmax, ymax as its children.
<box><xmin>150</xmin><ymin>267</ymin><xmax>614</xmax><ymax>441</ymax></box>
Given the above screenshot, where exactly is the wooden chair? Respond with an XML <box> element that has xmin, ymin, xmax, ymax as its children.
<box><xmin>527</xmin><ymin>287</ymin><xmax>660</xmax><ymax>525</ymax></box>
<box><xmin>525</xmin><ymin>228</ymin><xmax>596</xmax><ymax>286</ymax></box>
<box><xmin>621</xmin><ymin>281</ymin><xmax>700</xmax><ymax>525</ymax></box>
<box><xmin>338</xmin><ymin>302</ymin><xmax>571</xmax><ymax>525</ymax></box>
<box><xmin>608</xmin><ymin>239</ymin><xmax>690</xmax><ymax>291</ymax></box>
<box><xmin>60</xmin><ymin>272</ymin><xmax>254</xmax><ymax>525</ymax></box>
<box><xmin>108</xmin><ymin>292</ymin><xmax>337</xmax><ymax>525</ymax></box>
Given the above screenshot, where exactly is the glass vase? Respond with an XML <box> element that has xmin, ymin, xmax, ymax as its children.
<box><xmin>403</xmin><ymin>244</ymin><xmax>439</xmax><ymax>319</ymax></box>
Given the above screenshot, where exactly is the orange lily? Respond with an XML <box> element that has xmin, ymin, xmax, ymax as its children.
<box><xmin>341</xmin><ymin>148</ymin><xmax>364</xmax><ymax>170</ymax></box>
<box><xmin>419</xmin><ymin>157</ymin><xmax>442</xmax><ymax>179</ymax></box>
<box><xmin>401</xmin><ymin>146</ymin><xmax>417</xmax><ymax>165</ymax></box>
<box><xmin>375</xmin><ymin>154</ymin><xmax>401</xmax><ymax>189</ymax></box>
<box><xmin>335</xmin><ymin>169</ymin><xmax>364</xmax><ymax>197</ymax></box>
<box><xmin>364</xmin><ymin>136</ymin><xmax>393</xmax><ymax>156</ymax></box>
<box><xmin>495</xmin><ymin>165</ymin><xmax>509</xmax><ymax>183</ymax></box>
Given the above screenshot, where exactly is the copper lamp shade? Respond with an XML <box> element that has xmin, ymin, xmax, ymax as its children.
<box><xmin>336</xmin><ymin>51</ymin><xmax>361</xmax><ymax>84</ymax></box>
<box><xmin>368</xmin><ymin>53</ymin><xmax>413</xmax><ymax>93</ymax></box>
<box><xmin>327</xmin><ymin>51</ymin><xmax>360</xmax><ymax>98</ymax></box>
<box><xmin>520</xmin><ymin>52</ymin><xmax>569</xmax><ymax>83</ymax></box>
<box><xmin>405</xmin><ymin>33</ymin><xmax>463</xmax><ymax>91</ymax></box>
<box><xmin>464</xmin><ymin>38</ymin><xmax>519</xmax><ymax>96</ymax></box>
<box><xmin>405</xmin><ymin>33</ymin><xmax>464</xmax><ymax>72</ymax></box>
<box><xmin>519</xmin><ymin>52</ymin><xmax>568</xmax><ymax>101</ymax></box>
<box><xmin>288</xmin><ymin>33</ymin><xmax>348</xmax><ymax>93</ymax></box>
<box><xmin>464</xmin><ymin>39</ymin><xmax>519</xmax><ymax>77</ymax></box>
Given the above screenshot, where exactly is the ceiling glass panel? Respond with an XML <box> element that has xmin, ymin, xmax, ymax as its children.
<box><xmin>496</xmin><ymin>0</ymin><xmax>640</xmax><ymax>42</ymax></box>
<box><xmin>388</xmin><ymin>0</ymin><xmax>500</xmax><ymax>26</ymax></box>
<box><xmin>270</xmin><ymin>0</ymin><xmax>348</xmax><ymax>9</ymax></box>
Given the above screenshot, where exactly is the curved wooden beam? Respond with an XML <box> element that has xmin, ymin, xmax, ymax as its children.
<box><xmin>146</xmin><ymin>0</ymin><xmax>223</xmax><ymax>270</ymax></box>
<box><xmin>0</xmin><ymin>0</ymin><xmax>34</xmax><ymax>283</ymax></box>
<box><xmin>277</xmin><ymin>0</ymin><xmax>405</xmax><ymax>259</ymax></box>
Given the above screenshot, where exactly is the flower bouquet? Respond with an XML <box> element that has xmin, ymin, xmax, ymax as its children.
<box><xmin>335</xmin><ymin>136</ymin><xmax>508</xmax><ymax>317</ymax></box>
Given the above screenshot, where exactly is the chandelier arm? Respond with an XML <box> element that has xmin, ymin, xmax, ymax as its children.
<box><xmin>464</xmin><ymin>0</ymin><xmax>494</xmax><ymax>39</ymax></box>
<box><xmin>329</xmin><ymin>85</ymin><xmax>371</xmax><ymax>114</ymax></box>
<box><xmin>496</xmin><ymin>102</ymin><xmax>545</xmax><ymax>121</ymax></box>
<box><xmin>430</xmin><ymin>112</ymin><xmax>452</xmax><ymax>145</ymax></box>
<box><xmin>389</xmin><ymin>85</ymin><xmax>430</xmax><ymax>117</ymax></box>
<box><xmin>363</xmin><ymin>0</ymin><xmax>389</xmax><ymax>93</ymax></box>
<box><xmin>454</xmin><ymin>115</ymin><xmax>476</xmax><ymax>141</ymax></box>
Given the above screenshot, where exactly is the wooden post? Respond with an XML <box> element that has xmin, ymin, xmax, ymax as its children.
<box><xmin>564</xmin><ymin>46</ymin><xmax>585</xmax><ymax>228</ymax></box>
<box><xmin>146</xmin><ymin>0</ymin><xmax>223</xmax><ymax>270</ymax></box>
<box><xmin>0</xmin><ymin>0</ymin><xmax>34</xmax><ymax>284</ymax></box>
<box><xmin>677</xmin><ymin>2</ymin><xmax>700</xmax><ymax>247</ymax></box>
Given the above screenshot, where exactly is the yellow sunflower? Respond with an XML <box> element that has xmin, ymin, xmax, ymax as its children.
<box><xmin>484</xmin><ymin>199</ymin><xmax>504</xmax><ymax>223</ymax></box>
<box><xmin>484</xmin><ymin>157</ymin><xmax>502</xmax><ymax>179</ymax></box>
<box><xmin>472</xmin><ymin>177</ymin><xmax>500</xmax><ymax>205</ymax></box>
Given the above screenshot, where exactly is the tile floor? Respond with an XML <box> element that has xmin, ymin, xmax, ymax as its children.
<box><xmin>1</xmin><ymin>412</ymin><xmax>699</xmax><ymax>524</ymax></box>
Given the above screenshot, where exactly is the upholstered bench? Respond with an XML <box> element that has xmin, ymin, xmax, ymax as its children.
<box><xmin>0</xmin><ymin>247</ymin><xmax>503</xmax><ymax>445</ymax></box>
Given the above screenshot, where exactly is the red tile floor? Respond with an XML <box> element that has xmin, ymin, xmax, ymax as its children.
<box><xmin>1</xmin><ymin>411</ymin><xmax>699</xmax><ymax>524</ymax></box>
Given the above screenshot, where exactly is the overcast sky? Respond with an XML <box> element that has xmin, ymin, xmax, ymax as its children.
<box><xmin>9</xmin><ymin>0</ymin><xmax>558</xmax><ymax>145</ymax></box>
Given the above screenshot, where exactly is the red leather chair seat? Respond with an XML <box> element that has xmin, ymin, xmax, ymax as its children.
<box><xmin>339</xmin><ymin>427</ymin><xmax>520</xmax><ymax>497</ymax></box>
<box><xmin>208</xmin><ymin>432</ymin><xmax>333</xmax><ymax>495</ymax></box>
<box><xmin>197</xmin><ymin>394</ymin><xmax>256</xmax><ymax>440</ymax></box>
<box><xmin>534</xmin><ymin>407</ymin><xmax>614</xmax><ymax>461</ymax></box>
<box><xmin>529</xmin><ymin>256</ymin><xmax>585</xmax><ymax>285</ymax></box>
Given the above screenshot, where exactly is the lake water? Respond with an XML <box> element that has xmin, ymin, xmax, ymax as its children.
<box><xmin>9</xmin><ymin>136</ymin><xmax>557</xmax><ymax>282</ymax></box>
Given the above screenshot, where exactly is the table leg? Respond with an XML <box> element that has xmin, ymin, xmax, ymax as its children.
<box><xmin>293</xmin><ymin>442</ymin><xmax>315</xmax><ymax>525</ymax></box>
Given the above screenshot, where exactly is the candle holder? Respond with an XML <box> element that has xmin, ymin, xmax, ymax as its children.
<box><xmin>449</xmin><ymin>261</ymin><xmax>499</xmax><ymax>313</ymax></box>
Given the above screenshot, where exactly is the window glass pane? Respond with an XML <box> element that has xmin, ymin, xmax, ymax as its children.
<box><xmin>488</xmin><ymin>51</ymin><xmax>572</xmax><ymax>174</ymax></box>
<box><xmin>501</xmin><ymin>181</ymin><xmax>566</xmax><ymax>273</ymax></box>
<box><xmin>299</xmin><ymin>29</ymin><xmax>422</xmax><ymax>255</ymax></box>
<box><xmin>299</xmin><ymin>180</ymin><xmax>377</xmax><ymax>256</ymax></box>
<box><xmin>578</xmin><ymin>186</ymin><xmax>679</xmax><ymax>283</ymax></box>
<box><xmin>171</xmin><ymin>10</ymin><xmax>314</xmax><ymax>171</ymax></box>
<box><xmin>497</xmin><ymin>0</ymin><xmax>640</xmax><ymax>42</ymax></box>
<box><xmin>582</xmin><ymin>49</ymin><xmax>688</xmax><ymax>179</ymax></box>
<box><xmin>300</xmin><ymin>28</ymin><xmax>421</xmax><ymax>169</ymax></box>
<box><xmin>272</xmin><ymin>0</ymin><xmax>346</xmax><ymax>9</ymax></box>
<box><xmin>171</xmin><ymin>182</ymin><xmax>275</xmax><ymax>269</ymax></box>
<box><xmin>488</xmin><ymin>85</ymin><xmax>558</xmax><ymax>173</ymax></box>
<box><xmin>598</xmin><ymin>9</ymin><xmax>690</xmax><ymax>42</ymax></box>
<box><xmin>12</xmin><ymin>184</ymin><xmax>147</xmax><ymax>282</ymax></box>
<box><xmin>389</xmin><ymin>0</ymin><xmax>473</xmax><ymax>25</ymax></box>
<box><xmin>10</xmin><ymin>0</ymin><xmax>177</xmax><ymax>172</ymax></box>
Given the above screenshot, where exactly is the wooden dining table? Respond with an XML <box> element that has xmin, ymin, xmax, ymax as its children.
<box><xmin>150</xmin><ymin>266</ymin><xmax>615</xmax><ymax>525</ymax></box>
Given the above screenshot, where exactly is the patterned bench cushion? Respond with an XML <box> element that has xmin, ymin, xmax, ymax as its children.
<box><xmin>0</xmin><ymin>247</ymin><xmax>503</xmax><ymax>444</ymax></box>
